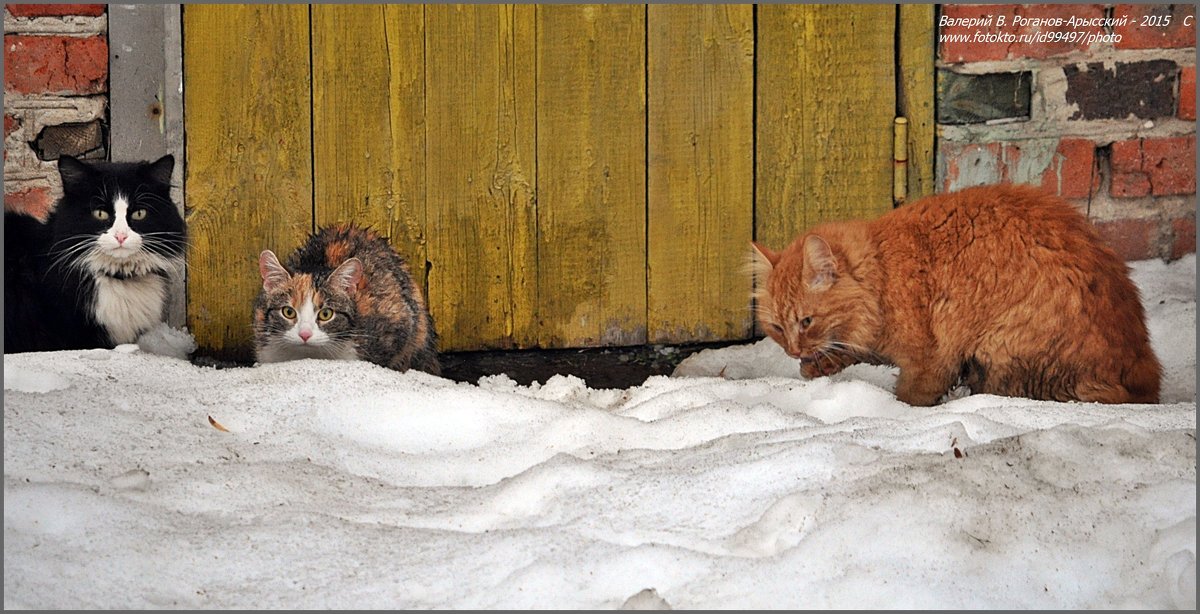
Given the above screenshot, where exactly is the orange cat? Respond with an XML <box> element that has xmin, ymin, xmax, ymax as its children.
<box><xmin>751</xmin><ymin>184</ymin><xmax>1161</xmax><ymax>406</ymax></box>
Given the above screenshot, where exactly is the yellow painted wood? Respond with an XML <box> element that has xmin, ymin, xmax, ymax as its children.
<box><xmin>647</xmin><ymin>5</ymin><xmax>754</xmax><ymax>344</ymax></box>
<box><xmin>899</xmin><ymin>4</ymin><xmax>936</xmax><ymax>203</ymax></box>
<box><xmin>536</xmin><ymin>5</ymin><xmax>647</xmax><ymax>347</ymax></box>
<box><xmin>183</xmin><ymin>4</ymin><xmax>312</xmax><ymax>361</ymax></box>
<box><xmin>756</xmin><ymin>4</ymin><xmax>897</xmax><ymax>250</ymax></box>
<box><xmin>424</xmin><ymin>5</ymin><xmax>538</xmax><ymax>351</ymax></box>
<box><xmin>311</xmin><ymin>5</ymin><xmax>427</xmax><ymax>285</ymax></box>
<box><xmin>182</xmin><ymin>4</ymin><xmax>921</xmax><ymax>354</ymax></box>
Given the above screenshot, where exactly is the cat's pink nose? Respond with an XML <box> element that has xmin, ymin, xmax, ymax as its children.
<box><xmin>298</xmin><ymin>329</ymin><xmax>312</xmax><ymax>342</ymax></box>
<box><xmin>114</xmin><ymin>232</ymin><xmax>127</xmax><ymax>245</ymax></box>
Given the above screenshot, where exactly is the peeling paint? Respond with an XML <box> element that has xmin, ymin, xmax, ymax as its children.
<box><xmin>947</xmin><ymin>144</ymin><xmax>1001</xmax><ymax>192</ymax></box>
<box><xmin>1009</xmin><ymin>137</ymin><xmax>1058</xmax><ymax>185</ymax></box>
<box><xmin>1037</xmin><ymin>67</ymin><xmax>1080</xmax><ymax>123</ymax></box>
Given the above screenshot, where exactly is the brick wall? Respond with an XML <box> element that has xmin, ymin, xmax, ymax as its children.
<box><xmin>937</xmin><ymin>3</ymin><xmax>1196</xmax><ymax>261</ymax></box>
<box><xmin>3</xmin><ymin>3</ymin><xmax>108</xmax><ymax>221</ymax></box>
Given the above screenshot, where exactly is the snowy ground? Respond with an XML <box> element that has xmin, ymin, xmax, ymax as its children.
<box><xmin>3</xmin><ymin>255</ymin><xmax>1196</xmax><ymax>609</ymax></box>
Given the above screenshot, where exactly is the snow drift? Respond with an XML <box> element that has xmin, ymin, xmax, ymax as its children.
<box><xmin>3</xmin><ymin>255</ymin><xmax>1195</xmax><ymax>609</ymax></box>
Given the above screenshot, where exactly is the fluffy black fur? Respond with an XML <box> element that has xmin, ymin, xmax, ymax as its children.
<box><xmin>4</xmin><ymin>155</ymin><xmax>185</xmax><ymax>353</ymax></box>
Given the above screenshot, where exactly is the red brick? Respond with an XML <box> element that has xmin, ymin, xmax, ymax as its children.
<box><xmin>1039</xmin><ymin>138</ymin><xmax>1098</xmax><ymax>199</ymax></box>
<box><xmin>1110</xmin><ymin>139</ymin><xmax>1151</xmax><ymax>198</ymax></box>
<box><xmin>4</xmin><ymin>113</ymin><xmax>17</xmax><ymax>139</ymax></box>
<box><xmin>3</xmin><ymin>34</ymin><xmax>108</xmax><ymax>95</ymax></box>
<box><xmin>1170</xmin><ymin>215</ymin><xmax>1196</xmax><ymax>260</ymax></box>
<box><xmin>1009</xmin><ymin>4</ymin><xmax>1107</xmax><ymax>59</ymax></box>
<box><xmin>1114</xmin><ymin>4</ymin><xmax>1197</xmax><ymax>49</ymax></box>
<box><xmin>6</xmin><ymin>4</ymin><xmax>105</xmax><ymax>18</ymax></box>
<box><xmin>940</xmin><ymin>4</ymin><xmax>1106</xmax><ymax>63</ymax></box>
<box><xmin>940</xmin><ymin>5</ymin><xmax>1005</xmax><ymax>63</ymax></box>
<box><xmin>3</xmin><ymin>186</ymin><xmax>53</xmax><ymax>220</ymax></box>
<box><xmin>1094</xmin><ymin>218</ymin><xmax>1157</xmax><ymax>261</ymax></box>
<box><xmin>1109</xmin><ymin>137</ymin><xmax>1196</xmax><ymax>198</ymax></box>
<box><xmin>1141</xmin><ymin>136</ymin><xmax>1196</xmax><ymax>196</ymax></box>
<box><xmin>1180</xmin><ymin>66</ymin><xmax>1195</xmax><ymax>121</ymax></box>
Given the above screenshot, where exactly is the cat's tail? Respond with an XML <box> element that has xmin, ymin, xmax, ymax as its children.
<box><xmin>1121</xmin><ymin>349</ymin><xmax>1163</xmax><ymax>404</ymax></box>
<box><xmin>1074</xmin><ymin>351</ymin><xmax>1162</xmax><ymax>404</ymax></box>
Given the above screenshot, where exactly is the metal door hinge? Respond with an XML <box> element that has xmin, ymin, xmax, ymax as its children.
<box><xmin>893</xmin><ymin>117</ymin><xmax>908</xmax><ymax>206</ymax></box>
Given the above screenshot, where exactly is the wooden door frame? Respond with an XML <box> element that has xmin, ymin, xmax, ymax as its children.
<box><xmin>107</xmin><ymin>4</ymin><xmax>187</xmax><ymax>327</ymax></box>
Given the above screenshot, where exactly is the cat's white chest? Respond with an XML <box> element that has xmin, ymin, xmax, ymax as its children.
<box><xmin>93</xmin><ymin>274</ymin><xmax>166</xmax><ymax>344</ymax></box>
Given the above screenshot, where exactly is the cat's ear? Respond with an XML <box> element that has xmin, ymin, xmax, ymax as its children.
<box><xmin>145</xmin><ymin>154</ymin><xmax>175</xmax><ymax>186</ymax></box>
<box><xmin>259</xmin><ymin>250</ymin><xmax>291</xmax><ymax>292</ymax></box>
<box><xmin>329</xmin><ymin>257</ymin><xmax>364</xmax><ymax>296</ymax></box>
<box><xmin>750</xmin><ymin>242</ymin><xmax>781</xmax><ymax>267</ymax></box>
<box><xmin>57</xmin><ymin>155</ymin><xmax>91</xmax><ymax>187</ymax></box>
<box><xmin>748</xmin><ymin>242</ymin><xmax>778</xmax><ymax>285</ymax></box>
<box><xmin>802</xmin><ymin>234</ymin><xmax>837</xmax><ymax>290</ymax></box>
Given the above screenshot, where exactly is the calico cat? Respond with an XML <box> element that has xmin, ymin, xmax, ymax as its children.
<box><xmin>4</xmin><ymin>154</ymin><xmax>185</xmax><ymax>353</ymax></box>
<box><xmin>751</xmin><ymin>184</ymin><xmax>1161</xmax><ymax>406</ymax></box>
<box><xmin>253</xmin><ymin>223</ymin><xmax>441</xmax><ymax>375</ymax></box>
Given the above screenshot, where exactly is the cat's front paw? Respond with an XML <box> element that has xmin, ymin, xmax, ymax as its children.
<box><xmin>800</xmin><ymin>355</ymin><xmax>850</xmax><ymax>379</ymax></box>
<box><xmin>799</xmin><ymin>359</ymin><xmax>825</xmax><ymax>379</ymax></box>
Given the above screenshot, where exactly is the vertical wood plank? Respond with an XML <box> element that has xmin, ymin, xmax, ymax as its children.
<box><xmin>647</xmin><ymin>5</ymin><xmax>754</xmax><ymax>343</ymax></box>
<box><xmin>756</xmin><ymin>5</ymin><xmax>896</xmax><ymax>250</ymax></box>
<box><xmin>425</xmin><ymin>5</ymin><xmax>537</xmax><ymax>351</ymax></box>
<box><xmin>311</xmin><ymin>5</ymin><xmax>426</xmax><ymax>284</ymax></box>
<box><xmin>183</xmin><ymin>5</ymin><xmax>312</xmax><ymax>360</ymax></box>
<box><xmin>536</xmin><ymin>5</ymin><xmax>646</xmax><ymax>348</ymax></box>
<box><xmin>899</xmin><ymin>4</ymin><xmax>936</xmax><ymax>203</ymax></box>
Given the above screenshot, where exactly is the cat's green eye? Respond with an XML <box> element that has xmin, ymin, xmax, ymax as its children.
<box><xmin>280</xmin><ymin>306</ymin><xmax>297</xmax><ymax>319</ymax></box>
<box><xmin>317</xmin><ymin>307</ymin><xmax>334</xmax><ymax>322</ymax></box>
<box><xmin>130</xmin><ymin>208</ymin><xmax>148</xmax><ymax>221</ymax></box>
<box><xmin>800</xmin><ymin>316</ymin><xmax>813</xmax><ymax>329</ymax></box>
<box><xmin>92</xmin><ymin>209</ymin><xmax>110</xmax><ymax>221</ymax></box>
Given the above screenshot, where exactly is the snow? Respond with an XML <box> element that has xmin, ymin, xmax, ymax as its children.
<box><xmin>134</xmin><ymin>322</ymin><xmax>198</xmax><ymax>361</ymax></box>
<box><xmin>3</xmin><ymin>255</ymin><xmax>1196</xmax><ymax>609</ymax></box>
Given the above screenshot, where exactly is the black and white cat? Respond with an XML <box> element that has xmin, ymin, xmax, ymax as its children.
<box><xmin>4</xmin><ymin>154</ymin><xmax>186</xmax><ymax>353</ymax></box>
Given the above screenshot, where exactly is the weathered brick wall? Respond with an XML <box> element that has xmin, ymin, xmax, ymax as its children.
<box><xmin>938</xmin><ymin>3</ymin><xmax>1196</xmax><ymax>261</ymax></box>
<box><xmin>3</xmin><ymin>3</ymin><xmax>108</xmax><ymax>221</ymax></box>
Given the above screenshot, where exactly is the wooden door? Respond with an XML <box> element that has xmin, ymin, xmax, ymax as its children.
<box><xmin>183</xmin><ymin>4</ymin><xmax>933</xmax><ymax>359</ymax></box>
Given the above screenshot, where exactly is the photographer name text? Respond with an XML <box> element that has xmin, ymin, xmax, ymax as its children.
<box><xmin>939</xmin><ymin>12</ymin><xmax>1193</xmax><ymax>47</ymax></box>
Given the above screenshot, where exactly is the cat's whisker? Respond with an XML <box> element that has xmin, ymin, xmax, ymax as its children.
<box><xmin>143</xmin><ymin>241</ymin><xmax>192</xmax><ymax>257</ymax></box>
<box><xmin>42</xmin><ymin>226</ymin><xmax>183</xmax><ymax>281</ymax></box>
<box><xmin>45</xmin><ymin>243</ymin><xmax>89</xmax><ymax>264</ymax></box>
<box><xmin>325</xmin><ymin>332</ymin><xmax>372</xmax><ymax>342</ymax></box>
<box><xmin>139</xmin><ymin>241</ymin><xmax>187</xmax><ymax>260</ymax></box>
<box><xmin>826</xmin><ymin>340</ymin><xmax>863</xmax><ymax>354</ymax></box>
<box><xmin>140</xmin><ymin>232</ymin><xmax>188</xmax><ymax>241</ymax></box>
<box><xmin>826</xmin><ymin>340</ymin><xmax>887</xmax><ymax>365</ymax></box>
<box><xmin>45</xmin><ymin>242</ymin><xmax>98</xmax><ymax>275</ymax></box>
<box><xmin>49</xmin><ymin>236</ymin><xmax>90</xmax><ymax>251</ymax></box>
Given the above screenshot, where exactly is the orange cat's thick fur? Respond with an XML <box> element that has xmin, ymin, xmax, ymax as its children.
<box><xmin>751</xmin><ymin>184</ymin><xmax>1161</xmax><ymax>406</ymax></box>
